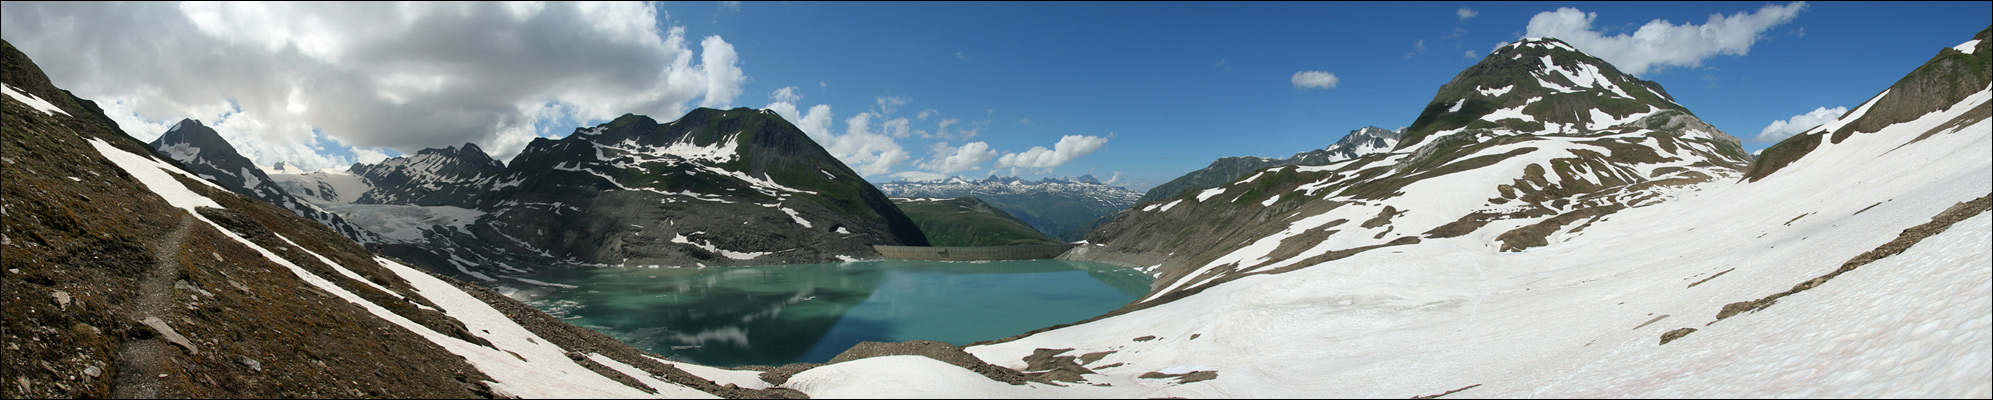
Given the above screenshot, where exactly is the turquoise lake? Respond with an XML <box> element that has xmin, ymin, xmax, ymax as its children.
<box><xmin>513</xmin><ymin>259</ymin><xmax>1153</xmax><ymax>367</ymax></box>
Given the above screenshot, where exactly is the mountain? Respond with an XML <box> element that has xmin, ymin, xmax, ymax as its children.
<box><xmin>349</xmin><ymin>143</ymin><xmax>506</xmax><ymax>206</ymax></box>
<box><xmin>1069</xmin><ymin>37</ymin><xmax>1752</xmax><ymax>302</ymax></box>
<box><xmin>876</xmin><ymin>175</ymin><xmax>1141</xmax><ymax>241</ymax></box>
<box><xmin>298</xmin><ymin>108</ymin><xmax>927</xmax><ymax>282</ymax></box>
<box><xmin>892</xmin><ymin>197</ymin><xmax>1064</xmax><ymax>246</ymax></box>
<box><xmin>1138</xmin><ymin>126</ymin><xmax>1404</xmax><ymax>204</ymax></box>
<box><xmin>802</xmin><ymin>30</ymin><xmax>1988</xmax><ymax>398</ymax></box>
<box><xmin>146</xmin><ymin>119</ymin><xmax>378</xmax><ymax>243</ymax></box>
<box><xmin>3</xmin><ymin>38</ymin><xmax>795</xmax><ymax>399</ymax></box>
<box><xmin>1747</xmin><ymin>27</ymin><xmax>1992</xmax><ymax>182</ymax></box>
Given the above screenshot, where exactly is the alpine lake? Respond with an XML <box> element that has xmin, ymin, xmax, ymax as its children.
<box><xmin>506</xmin><ymin>259</ymin><xmax>1153</xmax><ymax>367</ymax></box>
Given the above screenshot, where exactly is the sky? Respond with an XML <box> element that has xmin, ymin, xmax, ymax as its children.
<box><xmin>2</xmin><ymin>2</ymin><xmax>1987</xmax><ymax>191</ymax></box>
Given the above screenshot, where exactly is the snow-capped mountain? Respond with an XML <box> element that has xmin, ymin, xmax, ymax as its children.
<box><xmin>310</xmin><ymin>109</ymin><xmax>926</xmax><ymax>282</ymax></box>
<box><xmin>1139</xmin><ymin>126</ymin><xmax>1403</xmax><ymax>204</ymax></box>
<box><xmin>146</xmin><ymin>119</ymin><xmax>378</xmax><ymax>242</ymax></box>
<box><xmin>349</xmin><ymin>143</ymin><xmax>507</xmax><ymax>206</ymax></box>
<box><xmin>1072</xmin><ymin>37</ymin><xmax>1752</xmax><ymax>301</ymax></box>
<box><xmin>876</xmin><ymin>175</ymin><xmax>1141</xmax><ymax>241</ymax></box>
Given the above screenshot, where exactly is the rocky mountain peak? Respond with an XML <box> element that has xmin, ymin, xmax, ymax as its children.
<box><xmin>149</xmin><ymin>118</ymin><xmax>244</xmax><ymax>162</ymax></box>
<box><xmin>1397</xmin><ymin>36</ymin><xmax>1729</xmax><ymax>154</ymax></box>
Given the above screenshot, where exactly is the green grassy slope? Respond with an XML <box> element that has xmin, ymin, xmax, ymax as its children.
<box><xmin>892</xmin><ymin>197</ymin><xmax>1064</xmax><ymax>246</ymax></box>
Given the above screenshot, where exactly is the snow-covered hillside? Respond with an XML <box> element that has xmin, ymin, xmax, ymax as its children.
<box><xmin>787</xmin><ymin>47</ymin><xmax>1993</xmax><ymax>399</ymax></box>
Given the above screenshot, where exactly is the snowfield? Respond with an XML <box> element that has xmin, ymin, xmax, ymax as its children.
<box><xmin>812</xmin><ymin>87</ymin><xmax>1993</xmax><ymax>398</ymax></box>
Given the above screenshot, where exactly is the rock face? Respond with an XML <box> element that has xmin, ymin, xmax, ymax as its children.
<box><xmin>1139</xmin><ymin>126</ymin><xmax>1403</xmax><ymax>204</ymax></box>
<box><xmin>146</xmin><ymin>119</ymin><xmax>378</xmax><ymax>243</ymax></box>
<box><xmin>876</xmin><ymin>176</ymin><xmax>1141</xmax><ymax>241</ymax></box>
<box><xmin>1072</xmin><ymin>37</ymin><xmax>1751</xmax><ymax>302</ymax></box>
<box><xmin>341</xmin><ymin>108</ymin><xmax>926</xmax><ymax>281</ymax></box>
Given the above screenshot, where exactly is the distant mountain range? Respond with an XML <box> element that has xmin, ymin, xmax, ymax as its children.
<box><xmin>875</xmin><ymin>175</ymin><xmax>1141</xmax><ymax>241</ymax></box>
<box><xmin>173</xmin><ymin>108</ymin><xmax>927</xmax><ymax>283</ymax></box>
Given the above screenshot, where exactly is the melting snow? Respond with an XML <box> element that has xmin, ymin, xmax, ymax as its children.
<box><xmin>1478</xmin><ymin>85</ymin><xmax>1514</xmax><ymax>97</ymax></box>
<box><xmin>1</xmin><ymin>84</ymin><xmax>70</xmax><ymax>116</ymax></box>
<box><xmin>671</xmin><ymin>233</ymin><xmax>769</xmax><ymax>260</ymax></box>
<box><xmin>1955</xmin><ymin>39</ymin><xmax>1981</xmax><ymax>54</ymax></box>
<box><xmin>1195</xmin><ymin>187</ymin><xmax>1228</xmax><ymax>202</ymax></box>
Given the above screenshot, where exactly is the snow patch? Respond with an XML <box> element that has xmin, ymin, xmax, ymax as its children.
<box><xmin>1</xmin><ymin>84</ymin><xmax>70</xmax><ymax>116</ymax></box>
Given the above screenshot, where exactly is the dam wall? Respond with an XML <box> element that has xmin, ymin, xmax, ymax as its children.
<box><xmin>873</xmin><ymin>244</ymin><xmax>1080</xmax><ymax>261</ymax></box>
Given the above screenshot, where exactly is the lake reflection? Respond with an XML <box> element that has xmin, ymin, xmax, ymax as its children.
<box><xmin>515</xmin><ymin>259</ymin><xmax>1152</xmax><ymax>367</ymax></box>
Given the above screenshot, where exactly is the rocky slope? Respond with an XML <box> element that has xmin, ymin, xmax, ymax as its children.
<box><xmin>891</xmin><ymin>197</ymin><xmax>1063</xmax><ymax>246</ymax></box>
<box><xmin>1137</xmin><ymin>126</ymin><xmax>1402</xmax><ymax>204</ymax></box>
<box><xmin>1069</xmin><ymin>37</ymin><xmax>1753</xmax><ymax>302</ymax></box>
<box><xmin>146</xmin><ymin>119</ymin><xmax>378</xmax><ymax>243</ymax></box>
<box><xmin>1747</xmin><ymin>26</ymin><xmax>1991</xmax><ymax>182</ymax></box>
<box><xmin>2</xmin><ymin>38</ymin><xmax>796</xmax><ymax>399</ymax></box>
<box><xmin>876</xmin><ymin>175</ymin><xmax>1140</xmax><ymax>241</ymax></box>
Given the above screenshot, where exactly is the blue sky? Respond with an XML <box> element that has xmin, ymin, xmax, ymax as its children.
<box><xmin>3</xmin><ymin>2</ymin><xmax>1987</xmax><ymax>191</ymax></box>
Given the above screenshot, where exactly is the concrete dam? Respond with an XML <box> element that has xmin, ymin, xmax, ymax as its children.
<box><xmin>872</xmin><ymin>244</ymin><xmax>1080</xmax><ymax>261</ymax></box>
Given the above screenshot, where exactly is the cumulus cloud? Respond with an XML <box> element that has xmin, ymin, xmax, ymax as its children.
<box><xmin>1756</xmin><ymin>106</ymin><xmax>1846</xmax><ymax>142</ymax></box>
<box><xmin>0</xmin><ymin>2</ymin><xmax>747</xmax><ymax>170</ymax></box>
<box><xmin>1458</xmin><ymin>7</ymin><xmax>1479</xmax><ymax>20</ymax></box>
<box><xmin>1291</xmin><ymin>70</ymin><xmax>1340</xmax><ymax>89</ymax></box>
<box><xmin>764</xmin><ymin>94</ymin><xmax>910</xmax><ymax>177</ymax></box>
<box><xmin>920</xmin><ymin>141</ymin><xmax>999</xmax><ymax>174</ymax></box>
<box><xmin>996</xmin><ymin>135</ymin><xmax>1109</xmax><ymax>170</ymax></box>
<box><xmin>1521</xmin><ymin>2</ymin><xmax>1807</xmax><ymax>76</ymax></box>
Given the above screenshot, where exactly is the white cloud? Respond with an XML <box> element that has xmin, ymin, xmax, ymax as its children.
<box><xmin>1457</xmin><ymin>7</ymin><xmax>1479</xmax><ymax>20</ymax></box>
<box><xmin>719</xmin><ymin>1</ymin><xmax>741</xmax><ymax>11</ymax></box>
<box><xmin>1291</xmin><ymin>70</ymin><xmax>1340</xmax><ymax>89</ymax></box>
<box><xmin>765</xmin><ymin>94</ymin><xmax>910</xmax><ymax>177</ymax></box>
<box><xmin>880</xmin><ymin>117</ymin><xmax>912</xmax><ymax>138</ymax></box>
<box><xmin>915</xmin><ymin>109</ymin><xmax>937</xmax><ymax>120</ymax></box>
<box><xmin>1521</xmin><ymin>2</ymin><xmax>1808</xmax><ymax>76</ymax></box>
<box><xmin>995</xmin><ymin>135</ymin><xmax>1109</xmax><ymax>170</ymax></box>
<box><xmin>920</xmin><ymin>141</ymin><xmax>999</xmax><ymax>174</ymax></box>
<box><xmin>770</xmin><ymin>86</ymin><xmax>803</xmax><ymax>104</ymax></box>
<box><xmin>698</xmin><ymin>35</ymin><xmax>746</xmax><ymax>108</ymax></box>
<box><xmin>955</xmin><ymin>51</ymin><xmax>968</xmax><ymax>60</ymax></box>
<box><xmin>0</xmin><ymin>2</ymin><xmax>749</xmax><ymax>170</ymax></box>
<box><xmin>1464</xmin><ymin>50</ymin><xmax>1480</xmax><ymax>59</ymax></box>
<box><xmin>875</xmin><ymin>95</ymin><xmax>909</xmax><ymax>115</ymax></box>
<box><xmin>1756</xmin><ymin>106</ymin><xmax>1847</xmax><ymax>142</ymax></box>
<box><xmin>1415</xmin><ymin>39</ymin><xmax>1428</xmax><ymax>51</ymax></box>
